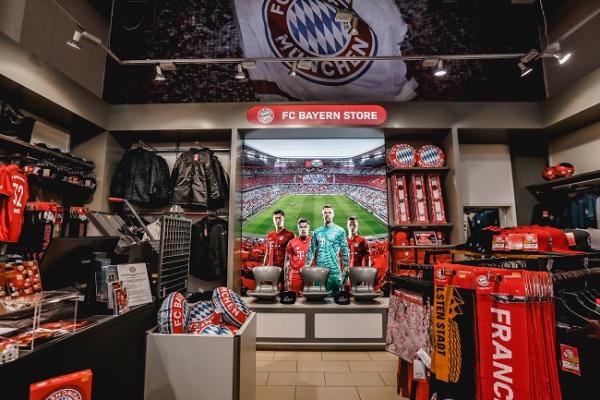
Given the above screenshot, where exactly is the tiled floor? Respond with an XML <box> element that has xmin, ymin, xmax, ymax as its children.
<box><xmin>255</xmin><ymin>351</ymin><xmax>407</xmax><ymax>400</ymax></box>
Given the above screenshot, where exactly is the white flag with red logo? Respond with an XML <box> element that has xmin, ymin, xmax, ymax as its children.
<box><xmin>234</xmin><ymin>0</ymin><xmax>417</xmax><ymax>101</ymax></box>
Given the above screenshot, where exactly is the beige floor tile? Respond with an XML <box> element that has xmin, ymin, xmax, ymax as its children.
<box><xmin>321</xmin><ymin>351</ymin><xmax>371</xmax><ymax>361</ymax></box>
<box><xmin>256</xmin><ymin>360</ymin><xmax>297</xmax><ymax>372</ymax></box>
<box><xmin>255</xmin><ymin>385</ymin><xmax>295</xmax><ymax>400</ymax></box>
<box><xmin>379</xmin><ymin>372</ymin><xmax>397</xmax><ymax>386</ymax></box>
<box><xmin>274</xmin><ymin>351</ymin><xmax>322</xmax><ymax>360</ymax></box>
<box><xmin>297</xmin><ymin>360</ymin><xmax>350</xmax><ymax>372</ymax></box>
<box><xmin>368</xmin><ymin>351</ymin><xmax>398</xmax><ymax>361</ymax></box>
<box><xmin>296</xmin><ymin>386</ymin><xmax>360</xmax><ymax>400</ymax></box>
<box><xmin>256</xmin><ymin>372</ymin><xmax>269</xmax><ymax>386</ymax></box>
<box><xmin>357</xmin><ymin>386</ymin><xmax>407</xmax><ymax>400</ymax></box>
<box><xmin>325</xmin><ymin>372</ymin><xmax>384</xmax><ymax>387</ymax></box>
<box><xmin>349</xmin><ymin>361</ymin><xmax>397</xmax><ymax>372</ymax></box>
<box><xmin>267</xmin><ymin>372</ymin><xmax>325</xmax><ymax>386</ymax></box>
<box><xmin>256</xmin><ymin>351</ymin><xmax>275</xmax><ymax>360</ymax></box>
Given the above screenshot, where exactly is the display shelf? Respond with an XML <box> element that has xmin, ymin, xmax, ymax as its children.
<box><xmin>390</xmin><ymin>223</ymin><xmax>453</xmax><ymax>230</ymax></box>
<box><xmin>392</xmin><ymin>244</ymin><xmax>455</xmax><ymax>249</ymax></box>
<box><xmin>387</xmin><ymin>166</ymin><xmax>449</xmax><ymax>175</ymax></box>
<box><xmin>527</xmin><ymin>169</ymin><xmax>600</xmax><ymax>197</ymax></box>
<box><xmin>28</xmin><ymin>176</ymin><xmax>95</xmax><ymax>198</ymax></box>
<box><xmin>0</xmin><ymin>133</ymin><xmax>94</xmax><ymax>170</ymax></box>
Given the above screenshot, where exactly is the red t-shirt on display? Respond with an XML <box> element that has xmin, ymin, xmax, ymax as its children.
<box><xmin>264</xmin><ymin>228</ymin><xmax>295</xmax><ymax>267</ymax></box>
<box><xmin>0</xmin><ymin>164</ymin><xmax>29</xmax><ymax>243</ymax></box>
<box><xmin>347</xmin><ymin>235</ymin><xmax>369</xmax><ymax>267</ymax></box>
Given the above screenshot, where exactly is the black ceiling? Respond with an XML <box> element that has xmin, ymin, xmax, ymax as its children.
<box><xmin>99</xmin><ymin>0</ymin><xmax>573</xmax><ymax>103</ymax></box>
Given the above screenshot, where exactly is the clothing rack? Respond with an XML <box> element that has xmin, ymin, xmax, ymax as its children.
<box><xmin>0</xmin><ymin>153</ymin><xmax>39</xmax><ymax>162</ymax></box>
<box><xmin>527</xmin><ymin>169</ymin><xmax>600</xmax><ymax>198</ymax></box>
<box><xmin>131</xmin><ymin>140</ymin><xmax>230</xmax><ymax>153</ymax></box>
<box><xmin>552</xmin><ymin>267</ymin><xmax>600</xmax><ymax>284</ymax></box>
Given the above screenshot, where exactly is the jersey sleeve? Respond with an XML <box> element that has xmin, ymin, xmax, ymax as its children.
<box><xmin>263</xmin><ymin>233</ymin><xmax>271</xmax><ymax>265</ymax></box>
<box><xmin>0</xmin><ymin>168</ymin><xmax>12</xmax><ymax>198</ymax></box>
<box><xmin>362</xmin><ymin>239</ymin><xmax>370</xmax><ymax>265</ymax></box>
<box><xmin>305</xmin><ymin>233</ymin><xmax>317</xmax><ymax>267</ymax></box>
<box><xmin>338</xmin><ymin>228</ymin><xmax>350</xmax><ymax>269</ymax></box>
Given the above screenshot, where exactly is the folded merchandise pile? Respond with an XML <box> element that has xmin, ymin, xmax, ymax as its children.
<box><xmin>24</xmin><ymin>152</ymin><xmax>96</xmax><ymax>191</ymax></box>
<box><xmin>458</xmin><ymin>225</ymin><xmax>600</xmax><ymax>254</ymax></box>
<box><xmin>157</xmin><ymin>287</ymin><xmax>250</xmax><ymax>336</ymax></box>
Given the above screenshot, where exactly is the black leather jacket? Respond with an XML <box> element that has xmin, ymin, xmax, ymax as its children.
<box><xmin>110</xmin><ymin>148</ymin><xmax>171</xmax><ymax>207</ymax></box>
<box><xmin>171</xmin><ymin>148</ymin><xmax>228</xmax><ymax>208</ymax></box>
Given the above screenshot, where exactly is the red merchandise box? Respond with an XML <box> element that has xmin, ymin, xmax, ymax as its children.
<box><xmin>30</xmin><ymin>369</ymin><xmax>92</xmax><ymax>400</ymax></box>
<box><xmin>409</xmin><ymin>173</ymin><xmax>429</xmax><ymax>223</ymax></box>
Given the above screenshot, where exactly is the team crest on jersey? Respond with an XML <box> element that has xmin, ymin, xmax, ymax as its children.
<box><xmin>263</xmin><ymin>0</ymin><xmax>377</xmax><ymax>85</ymax></box>
<box><xmin>354</xmin><ymin>242</ymin><xmax>359</xmax><ymax>248</ymax></box>
<box><xmin>44</xmin><ymin>388</ymin><xmax>83</xmax><ymax>400</ymax></box>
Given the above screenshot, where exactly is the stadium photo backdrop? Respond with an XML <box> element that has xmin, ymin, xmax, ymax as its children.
<box><xmin>241</xmin><ymin>138</ymin><xmax>389</xmax><ymax>294</ymax></box>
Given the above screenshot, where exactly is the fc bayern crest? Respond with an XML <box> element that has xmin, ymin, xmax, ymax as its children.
<box><xmin>263</xmin><ymin>0</ymin><xmax>377</xmax><ymax>85</ymax></box>
<box><xmin>44</xmin><ymin>388</ymin><xmax>83</xmax><ymax>400</ymax></box>
<box><xmin>257</xmin><ymin>107</ymin><xmax>275</xmax><ymax>124</ymax></box>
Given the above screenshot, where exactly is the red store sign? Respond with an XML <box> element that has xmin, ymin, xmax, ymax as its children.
<box><xmin>247</xmin><ymin>105</ymin><xmax>387</xmax><ymax>126</ymax></box>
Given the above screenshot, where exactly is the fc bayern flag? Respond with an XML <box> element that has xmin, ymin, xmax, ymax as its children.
<box><xmin>234</xmin><ymin>0</ymin><xmax>417</xmax><ymax>101</ymax></box>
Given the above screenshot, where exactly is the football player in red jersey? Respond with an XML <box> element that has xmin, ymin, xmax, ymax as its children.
<box><xmin>263</xmin><ymin>209</ymin><xmax>295</xmax><ymax>267</ymax></box>
<box><xmin>347</xmin><ymin>216</ymin><xmax>369</xmax><ymax>267</ymax></box>
<box><xmin>284</xmin><ymin>218</ymin><xmax>311</xmax><ymax>295</ymax></box>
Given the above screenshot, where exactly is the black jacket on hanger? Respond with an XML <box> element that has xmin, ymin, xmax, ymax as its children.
<box><xmin>189</xmin><ymin>216</ymin><xmax>228</xmax><ymax>281</ymax></box>
<box><xmin>110</xmin><ymin>148</ymin><xmax>171</xmax><ymax>207</ymax></box>
<box><xmin>171</xmin><ymin>148</ymin><xmax>228</xmax><ymax>208</ymax></box>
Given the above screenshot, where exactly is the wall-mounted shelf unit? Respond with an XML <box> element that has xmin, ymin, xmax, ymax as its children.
<box><xmin>0</xmin><ymin>133</ymin><xmax>94</xmax><ymax>170</ymax></box>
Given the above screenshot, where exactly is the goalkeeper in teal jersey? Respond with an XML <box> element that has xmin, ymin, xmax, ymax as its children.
<box><xmin>305</xmin><ymin>205</ymin><xmax>350</xmax><ymax>293</ymax></box>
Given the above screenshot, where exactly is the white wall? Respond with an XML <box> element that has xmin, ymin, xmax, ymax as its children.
<box><xmin>549</xmin><ymin>120</ymin><xmax>600</xmax><ymax>174</ymax></box>
<box><xmin>459</xmin><ymin>144</ymin><xmax>517</xmax><ymax>226</ymax></box>
<box><xmin>19</xmin><ymin>0</ymin><xmax>109</xmax><ymax>98</ymax></box>
<box><xmin>544</xmin><ymin>2</ymin><xmax>600</xmax><ymax>98</ymax></box>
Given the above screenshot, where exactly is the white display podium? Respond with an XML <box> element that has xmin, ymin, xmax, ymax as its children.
<box><xmin>245</xmin><ymin>297</ymin><xmax>388</xmax><ymax>349</ymax></box>
<box><xmin>144</xmin><ymin>312</ymin><xmax>256</xmax><ymax>400</ymax></box>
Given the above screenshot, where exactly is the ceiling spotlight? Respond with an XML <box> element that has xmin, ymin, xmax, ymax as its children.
<box><xmin>554</xmin><ymin>52</ymin><xmax>572</xmax><ymax>65</ymax></box>
<box><xmin>297</xmin><ymin>59</ymin><xmax>312</xmax><ymax>70</ymax></box>
<box><xmin>289</xmin><ymin>62</ymin><xmax>298</xmax><ymax>77</ymax></box>
<box><xmin>241</xmin><ymin>60</ymin><xmax>257</xmax><ymax>69</ymax></box>
<box><xmin>66</xmin><ymin>30</ymin><xmax>82</xmax><ymax>50</ymax></box>
<box><xmin>154</xmin><ymin>65</ymin><xmax>166</xmax><ymax>82</ymax></box>
<box><xmin>334</xmin><ymin>8</ymin><xmax>353</xmax><ymax>23</ymax></box>
<box><xmin>544</xmin><ymin>42</ymin><xmax>572</xmax><ymax>65</ymax></box>
<box><xmin>234</xmin><ymin>64</ymin><xmax>247</xmax><ymax>80</ymax></box>
<box><xmin>349</xmin><ymin>16</ymin><xmax>359</xmax><ymax>36</ymax></box>
<box><xmin>518</xmin><ymin>62</ymin><xmax>533</xmax><ymax>77</ymax></box>
<box><xmin>433</xmin><ymin>60</ymin><xmax>447</xmax><ymax>77</ymax></box>
<box><xmin>159</xmin><ymin>62</ymin><xmax>176</xmax><ymax>72</ymax></box>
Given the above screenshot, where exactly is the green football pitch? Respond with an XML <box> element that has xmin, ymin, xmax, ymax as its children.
<box><xmin>243</xmin><ymin>195</ymin><xmax>387</xmax><ymax>237</ymax></box>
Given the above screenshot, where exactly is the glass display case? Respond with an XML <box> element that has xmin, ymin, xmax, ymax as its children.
<box><xmin>0</xmin><ymin>290</ymin><xmax>84</xmax><ymax>362</ymax></box>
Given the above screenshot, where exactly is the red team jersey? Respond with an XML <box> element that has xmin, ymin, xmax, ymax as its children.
<box><xmin>264</xmin><ymin>229</ymin><xmax>295</xmax><ymax>267</ymax></box>
<box><xmin>0</xmin><ymin>164</ymin><xmax>29</xmax><ymax>243</ymax></box>
<box><xmin>285</xmin><ymin>236</ymin><xmax>311</xmax><ymax>294</ymax></box>
<box><xmin>347</xmin><ymin>235</ymin><xmax>369</xmax><ymax>267</ymax></box>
